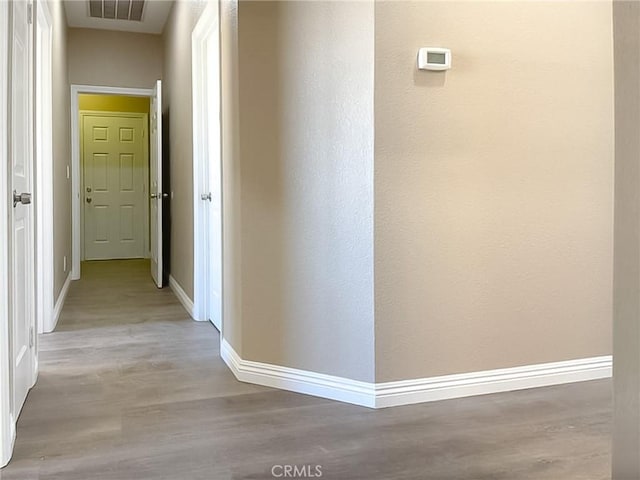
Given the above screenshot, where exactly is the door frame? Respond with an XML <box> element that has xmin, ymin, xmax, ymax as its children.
<box><xmin>79</xmin><ymin>110</ymin><xmax>150</xmax><ymax>262</ymax></box>
<box><xmin>34</xmin><ymin>0</ymin><xmax>53</xmax><ymax>334</ymax></box>
<box><xmin>0</xmin><ymin>0</ymin><xmax>13</xmax><ymax>468</ymax></box>
<box><xmin>70</xmin><ymin>85</ymin><xmax>153</xmax><ymax>280</ymax></box>
<box><xmin>192</xmin><ymin>0</ymin><xmax>222</xmax><ymax>326</ymax></box>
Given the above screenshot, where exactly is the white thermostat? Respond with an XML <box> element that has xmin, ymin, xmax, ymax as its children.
<box><xmin>417</xmin><ymin>47</ymin><xmax>451</xmax><ymax>71</ymax></box>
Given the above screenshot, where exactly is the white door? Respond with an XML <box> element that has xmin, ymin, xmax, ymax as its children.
<box><xmin>150</xmin><ymin>80</ymin><xmax>163</xmax><ymax>288</ymax></box>
<box><xmin>83</xmin><ymin>114</ymin><xmax>147</xmax><ymax>260</ymax></box>
<box><xmin>193</xmin><ymin>8</ymin><xmax>222</xmax><ymax>330</ymax></box>
<box><xmin>9</xmin><ymin>0</ymin><xmax>36</xmax><ymax>423</ymax></box>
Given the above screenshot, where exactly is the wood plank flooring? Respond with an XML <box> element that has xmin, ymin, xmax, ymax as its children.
<box><xmin>0</xmin><ymin>260</ymin><xmax>611</xmax><ymax>479</ymax></box>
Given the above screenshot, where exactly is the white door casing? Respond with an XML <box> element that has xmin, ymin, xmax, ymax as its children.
<box><xmin>206</xmin><ymin>24</ymin><xmax>222</xmax><ymax>331</ymax></box>
<box><xmin>9</xmin><ymin>0</ymin><xmax>37</xmax><ymax>445</ymax></box>
<box><xmin>70</xmin><ymin>85</ymin><xmax>153</xmax><ymax>281</ymax></box>
<box><xmin>150</xmin><ymin>80</ymin><xmax>163</xmax><ymax>288</ymax></box>
<box><xmin>34</xmin><ymin>0</ymin><xmax>54</xmax><ymax>335</ymax></box>
<box><xmin>81</xmin><ymin>113</ymin><xmax>148</xmax><ymax>260</ymax></box>
<box><xmin>193</xmin><ymin>1</ymin><xmax>222</xmax><ymax>330</ymax></box>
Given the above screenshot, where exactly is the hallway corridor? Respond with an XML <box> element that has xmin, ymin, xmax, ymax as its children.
<box><xmin>0</xmin><ymin>260</ymin><xmax>273</xmax><ymax>479</ymax></box>
<box><xmin>0</xmin><ymin>261</ymin><xmax>612</xmax><ymax>479</ymax></box>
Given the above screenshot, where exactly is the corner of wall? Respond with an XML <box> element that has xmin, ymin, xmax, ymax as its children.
<box><xmin>161</xmin><ymin>0</ymin><xmax>199</xmax><ymax>301</ymax></box>
<box><xmin>52</xmin><ymin>0</ymin><xmax>72</xmax><ymax>302</ymax></box>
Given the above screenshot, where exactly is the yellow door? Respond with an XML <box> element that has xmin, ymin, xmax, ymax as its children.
<box><xmin>82</xmin><ymin>114</ymin><xmax>147</xmax><ymax>260</ymax></box>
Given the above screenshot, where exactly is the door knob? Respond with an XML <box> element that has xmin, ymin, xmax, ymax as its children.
<box><xmin>150</xmin><ymin>193</ymin><xmax>158</xmax><ymax>199</ymax></box>
<box><xmin>86</xmin><ymin>197</ymin><xmax>92</xmax><ymax>204</ymax></box>
<box><xmin>13</xmin><ymin>191</ymin><xmax>32</xmax><ymax>208</ymax></box>
<box><xmin>201</xmin><ymin>193</ymin><xmax>212</xmax><ymax>202</ymax></box>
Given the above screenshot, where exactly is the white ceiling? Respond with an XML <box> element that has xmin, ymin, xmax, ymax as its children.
<box><xmin>64</xmin><ymin>0</ymin><xmax>174</xmax><ymax>35</ymax></box>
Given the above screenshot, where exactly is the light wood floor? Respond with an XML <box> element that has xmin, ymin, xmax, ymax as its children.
<box><xmin>0</xmin><ymin>260</ymin><xmax>611</xmax><ymax>479</ymax></box>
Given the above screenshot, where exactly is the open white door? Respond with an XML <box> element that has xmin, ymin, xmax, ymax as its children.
<box><xmin>10</xmin><ymin>0</ymin><xmax>36</xmax><ymax>428</ymax></box>
<box><xmin>150</xmin><ymin>80</ymin><xmax>163</xmax><ymax>288</ymax></box>
<box><xmin>193</xmin><ymin>3</ymin><xmax>222</xmax><ymax>330</ymax></box>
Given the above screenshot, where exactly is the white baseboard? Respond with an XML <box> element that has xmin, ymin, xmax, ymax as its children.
<box><xmin>221</xmin><ymin>339</ymin><xmax>375</xmax><ymax>407</ymax></box>
<box><xmin>374</xmin><ymin>355</ymin><xmax>612</xmax><ymax>408</ymax></box>
<box><xmin>47</xmin><ymin>273</ymin><xmax>72</xmax><ymax>333</ymax></box>
<box><xmin>220</xmin><ymin>338</ymin><xmax>612</xmax><ymax>409</ymax></box>
<box><xmin>169</xmin><ymin>275</ymin><xmax>195</xmax><ymax>320</ymax></box>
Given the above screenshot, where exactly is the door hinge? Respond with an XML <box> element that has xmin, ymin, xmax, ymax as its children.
<box><xmin>27</xmin><ymin>3</ymin><xmax>33</xmax><ymax>25</ymax></box>
<box><xmin>29</xmin><ymin>326</ymin><xmax>34</xmax><ymax>348</ymax></box>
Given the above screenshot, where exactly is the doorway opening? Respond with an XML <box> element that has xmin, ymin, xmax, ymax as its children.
<box><xmin>70</xmin><ymin>83</ymin><xmax>164</xmax><ymax>287</ymax></box>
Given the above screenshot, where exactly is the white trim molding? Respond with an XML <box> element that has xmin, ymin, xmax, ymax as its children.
<box><xmin>70</xmin><ymin>84</ymin><xmax>154</xmax><ymax>280</ymax></box>
<box><xmin>35</xmin><ymin>0</ymin><xmax>54</xmax><ymax>336</ymax></box>
<box><xmin>374</xmin><ymin>355</ymin><xmax>612</xmax><ymax>408</ymax></box>
<box><xmin>47</xmin><ymin>273</ymin><xmax>72</xmax><ymax>334</ymax></box>
<box><xmin>221</xmin><ymin>339</ymin><xmax>375</xmax><ymax>407</ymax></box>
<box><xmin>221</xmin><ymin>338</ymin><xmax>612</xmax><ymax>409</ymax></box>
<box><xmin>169</xmin><ymin>275</ymin><xmax>195</xmax><ymax>320</ymax></box>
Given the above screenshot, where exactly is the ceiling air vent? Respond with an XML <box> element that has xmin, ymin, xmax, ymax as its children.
<box><xmin>89</xmin><ymin>0</ymin><xmax>145</xmax><ymax>21</ymax></box>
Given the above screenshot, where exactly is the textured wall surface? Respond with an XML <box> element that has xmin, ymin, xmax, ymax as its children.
<box><xmin>374</xmin><ymin>1</ymin><xmax>614</xmax><ymax>382</ymax></box>
<box><xmin>162</xmin><ymin>0</ymin><xmax>206</xmax><ymax>298</ymax></box>
<box><xmin>51</xmin><ymin>0</ymin><xmax>71</xmax><ymax>300</ymax></box>
<box><xmin>68</xmin><ymin>28</ymin><xmax>163</xmax><ymax>88</ymax></box>
<box><xmin>613</xmin><ymin>1</ymin><xmax>640</xmax><ymax>477</ymax></box>
<box><xmin>220</xmin><ymin>0</ymin><xmax>243</xmax><ymax>352</ymax></box>
<box><xmin>237</xmin><ymin>1</ymin><xmax>375</xmax><ymax>382</ymax></box>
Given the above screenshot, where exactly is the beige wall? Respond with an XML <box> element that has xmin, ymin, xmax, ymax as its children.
<box><xmin>237</xmin><ymin>1</ymin><xmax>375</xmax><ymax>381</ymax></box>
<box><xmin>612</xmin><ymin>1</ymin><xmax>640</xmax><ymax>477</ymax></box>
<box><xmin>208</xmin><ymin>1</ymin><xmax>615</xmax><ymax>389</ymax></box>
<box><xmin>220</xmin><ymin>0</ymin><xmax>242</xmax><ymax>352</ymax></box>
<box><xmin>162</xmin><ymin>0</ymin><xmax>205</xmax><ymax>299</ymax></box>
<box><xmin>68</xmin><ymin>28</ymin><xmax>162</xmax><ymax>88</ymax></box>
<box><xmin>51</xmin><ymin>0</ymin><xmax>71</xmax><ymax>300</ymax></box>
<box><xmin>374</xmin><ymin>1</ymin><xmax>614</xmax><ymax>382</ymax></box>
